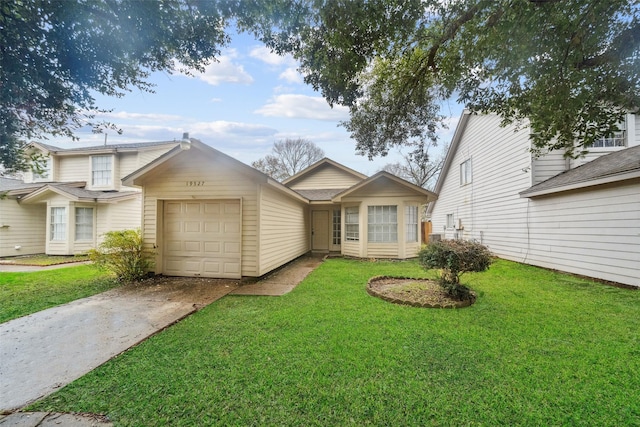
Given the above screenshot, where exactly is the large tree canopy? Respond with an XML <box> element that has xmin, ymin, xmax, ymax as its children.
<box><xmin>1</xmin><ymin>0</ymin><xmax>230</xmax><ymax>171</ymax></box>
<box><xmin>252</xmin><ymin>138</ymin><xmax>324</xmax><ymax>181</ymax></box>
<box><xmin>249</xmin><ymin>0</ymin><xmax>640</xmax><ymax>158</ymax></box>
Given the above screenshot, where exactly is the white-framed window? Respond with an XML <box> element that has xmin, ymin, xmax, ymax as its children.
<box><xmin>345</xmin><ymin>206</ymin><xmax>359</xmax><ymax>241</ymax></box>
<box><xmin>592</xmin><ymin>121</ymin><xmax>626</xmax><ymax>148</ymax></box>
<box><xmin>368</xmin><ymin>205</ymin><xmax>397</xmax><ymax>243</ymax></box>
<box><xmin>405</xmin><ymin>205</ymin><xmax>419</xmax><ymax>243</ymax></box>
<box><xmin>50</xmin><ymin>207</ymin><xmax>66</xmax><ymax>241</ymax></box>
<box><xmin>460</xmin><ymin>158</ymin><xmax>472</xmax><ymax>185</ymax></box>
<box><xmin>446</xmin><ymin>214</ymin><xmax>455</xmax><ymax>229</ymax></box>
<box><xmin>33</xmin><ymin>157</ymin><xmax>51</xmax><ymax>180</ymax></box>
<box><xmin>91</xmin><ymin>155</ymin><xmax>112</xmax><ymax>186</ymax></box>
<box><xmin>75</xmin><ymin>207</ymin><xmax>93</xmax><ymax>241</ymax></box>
<box><xmin>332</xmin><ymin>209</ymin><xmax>341</xmax><ymax>245</ymax></box>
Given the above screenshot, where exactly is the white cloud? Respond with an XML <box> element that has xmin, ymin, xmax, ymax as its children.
<box><xmin>193</xmin><ymin>49</ymin><xmax>254</xmax><ymax>86</ymax></box>
<box><xmin>96</xmin><ymin>111</ymin><xmax>184</xmax><ymax>122</ymax></box>
<box><xmin>249</xmin><ymin>46</ymin><xmax>295</xmax><ymax>67</ymax></box>
<box><xmin>279</xmin><ymin>67</ymin><xmax>303</xmax><ymax>84</ymax></box>
<box><xmin>254</xmin><ymin>94</ymin><xmax>350</xmax><ymax>121</ymax></box>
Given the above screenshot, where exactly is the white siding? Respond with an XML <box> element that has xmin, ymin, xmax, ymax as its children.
<box><xmin>432</xmin><ymin>113</ymin><xmax>640</xmax><ymax>287</ymax></box>
<box><xmin>0</xmin><ymin>200</ymin><xmax>46</xmax><ymax>257</ymax></box>
<box><xmin>140</xmin><ymin>151</ymin><xmax>261</xmax><ymax>277</ymax></box>
<box><xmin>288</xmin><ymin>165</ymin><xmax>363</xmax><ymax>190</ymax></box>
<box><xmin>532</xmin><ymin>150</ymin><xmax>567</xmax><ymax>185</ymax></box>
<box><xmin>526</xmin><ymin>181</ymin><xmax>640</xmax><ymax>287</ymax></box>
<box><xmin>259</xmin><ymin>185</ymin><xmax>309</xmax><ymax>275</ymax></box>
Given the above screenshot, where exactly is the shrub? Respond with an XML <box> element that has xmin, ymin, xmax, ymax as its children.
<box><xmin>418</xmin><ymin>239</ymin><xmax>492</xmax><ymax>299</ymax></box>
<box><xmin>88</xmin><ymin>229</ymin><xmax>153</xmax><ymax>282</ymax></box>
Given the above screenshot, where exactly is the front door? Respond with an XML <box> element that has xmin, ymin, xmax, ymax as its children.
<box><xmin>312</xmin><ymin>210</ymin><xmax>329</xmax><ymax>252</ymax></box>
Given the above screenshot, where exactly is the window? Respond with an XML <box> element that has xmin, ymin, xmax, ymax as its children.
<box><xmin>446</xmin><ymin>214</ymin><xmax>454</xmax><ymax>229</ymax></box>
<box><xmin>368</xmin><ymin>205</ymin><xmax>397</xmax><ymax>243</ymax></box>
<box><xmin>345</xmin><ymin>206</ymin><xmax>359</xmax><ymax>241</ymax></box>
<box><xmin>460</xmin><ymin>158</ymin><xmax>472</xmax><ymax>185</ymax></box>
<box><xmin>332</xmin><ymin>209</ymin><xmax>341</xmax><ymax>245</ymax></box>
<box><xmin>592</xmin><ymin>121</ymin><xmax>626</xmax><ymax>148</ymax></box>
<box><xmin>50</xmin><ymin>207</ymin><xmax>66</xmax><ymax>241</ymax></box>
<box><xmin>33</xmin><ymin>157</ymin><xmax>51</xmax><ymax>180</ymax></box>
<box><xmin>92</xmin><ymin>155</ymin><xmax>112</xmax><ymax>186</ymax></box>
<box><xmin>75</xmin><ymin>207</ymin><xmax>93</xmax><ymax>241</ymax></box>
<box><xmin>405</xmin><ymin>205</ymin><xmax>419</xmax><ymax>243</ymax></box>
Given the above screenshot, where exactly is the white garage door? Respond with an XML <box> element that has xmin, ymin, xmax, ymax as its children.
<box><xmin>163</xmin><ymin>200</ymin><xmax>241</xmax><ymax>278</ymax></box>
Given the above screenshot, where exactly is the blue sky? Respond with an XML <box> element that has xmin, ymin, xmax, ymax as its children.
<box><xmin>51</xmin><ymin>30</ymin><xmax>462</xmax><ymax>176</ymax></box>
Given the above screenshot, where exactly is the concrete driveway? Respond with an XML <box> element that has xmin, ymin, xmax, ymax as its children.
<box><xmin>0</xmin><ymin>277</ymin><xmax>238</xmax><ymax>413</ymax></box>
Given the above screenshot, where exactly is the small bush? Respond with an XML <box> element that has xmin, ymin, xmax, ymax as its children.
<box><xmin>88</xmin><ymin>229</ymin><xmax>153</xmax><ymax>282</ymax></box>
<box><xmin>418</xmin><ymin>239</ymin><xmax>492</xmax><ymax>299</ymax></box>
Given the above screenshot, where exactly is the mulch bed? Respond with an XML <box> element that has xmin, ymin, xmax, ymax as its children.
<box><xmin>367</xmin><ymin>276</ymin><xmax>476</xmax><ymax>308</ymax></box>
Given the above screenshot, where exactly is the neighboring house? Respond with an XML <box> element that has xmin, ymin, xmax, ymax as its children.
<box><xmin>0</xmin><ymin>141</ymin><xmax>179</xmax><ymax>257</ymax></box>
<box><xmin>122</xmin><ymin>140</ymin><xmax>436</xmax><ymax>279</ymax></box>
<box><xmin>428</xmin><ymin>111</ymin><xmax>640</xmax><ymax>287</ymax></box>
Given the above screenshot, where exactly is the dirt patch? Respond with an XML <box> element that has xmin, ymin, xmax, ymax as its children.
<box><xmin>367</xmin><ymin>276</ymin><xmax>476</xmax><ymax>308</ymax></box>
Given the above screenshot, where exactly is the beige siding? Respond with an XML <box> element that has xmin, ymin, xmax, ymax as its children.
<box><xmin>525</xmin><ymin>181</ymin><xmax>640</xmax><ymax>287</ymax></box>
<box><xmin>118</xmin><ymin>152</ymin><xmax>139</xmax><ymax>191</ymax></box>
<box><xmin>56</xmin><ymin>156</ymin><xmax>88</xmax><ymax>182</ymax></box>
<box><xmin>259</xmin><ymin>185</ymin><xmax>309</xmax><ymax>275</ymax></box>
<box><xmin>95</xmin><ymin>197</ymin><xmax>142</xmax><ymax>245</ymax></box>
<box><xmin>0</xmin><ymin>200</ymin><xmax>46</xmax><ymax>257</ymax></box>
<box><xmin>140</xmin><ymin>151</ymin><xmax>261</xmax><ymax>277</ymax></box>
<box><xmin>288</xmin><ymin>165</ymin><xmax>363</xmax><ymax>190</ymax></box>
<box><xmin>137</xmin><ymin>146</ymin><xmax>176</xmax><ymax>167</ymax></box>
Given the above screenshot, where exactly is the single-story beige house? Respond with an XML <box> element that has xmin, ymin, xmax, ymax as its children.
<box><xmin>123</xmin><ymin>139</ymin><xmax>436</xmax><ymax>279</ymax></box>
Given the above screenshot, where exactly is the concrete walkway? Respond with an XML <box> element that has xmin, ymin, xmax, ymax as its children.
<box><xmin>0</xmin><ymin>254</ymin><xmax>324</xmax><ymax>426</ymax></box>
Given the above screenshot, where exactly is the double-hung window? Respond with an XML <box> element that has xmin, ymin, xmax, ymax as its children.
<box><xmin>50</xmin><ymin>207</ymin><xmax>66</xmax><ymax>241</ymax></box>
<box><xmin>446</xmin><ymin>214</ymin><xmax>455</xmax><ymax>229</ymax></box>
<box><xmin>92</xmin><ymin>155</ymin><xmax>112</xmax><ymax>186</ymax></box>
<box><xmin>405</xmin><ymin>205</ymin><xmax>419</xmax><ymax>243</ymax></box>
<box><xmin>368</xmin><ymin>205</ymin><xmax>397</xmax><ymax>243</ymax></box>
<box><xmin>75</xmin><ymin>207</ymin><xmax>93</xmax><ymax>241</ymax></box>
<box><xmin>460</xmin><ymin>158</ymin><xmax>472</xmax><ymax>185</ymax></box>
<box><xmin>345</xmin><ymin>207</ymin><xmax>359</xmax><ymax>241</ymax></box>
<box><xmin>592</xmin><ymin>120</ymin><xmax>627</xmax><ymax>148</ymax></box>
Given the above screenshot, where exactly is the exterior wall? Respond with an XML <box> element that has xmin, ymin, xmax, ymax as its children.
<box><xmin>140</xmin><ymin>151</ymin><xmax>261</xmax><ymax>277</ymax></box>
<box><xmin>525</xmin><ymin>180</ymin><xmax>640</xmax><ymax>287</ymax></box>
<box><xmin>431</xmin><ymin>114</ymin><xmax>533</xmax><ymax>259</ymax></box>
<box><xmin>56</xmin><ymin>156</ymin><xmax>89</xmax><ymax>183</ymax></box>
<box><xmin>432</xmin><ymin>113</ymin><xmax>639</xmax><ymax>287</ymax></box>
<box><xmin>0</xmin><ymin>200</ymin><xmax>46</xmax><ymax>257</ymax></box>
<box><xmin>95</xmin><ymin>197</ymin><xmax>142</xmax><ymax>244</ymax></box>
<box><xmin>341</xmin><ymin>190</ymin><xmax>424</xmax><ymax>259</ymax></box>
<box><xmin>258</xmin><ymin>185</ymin><xmax>309</xmax><ymax>275</ymax></box>
<box><xmin>288</xmin><ymin>165</ymin><xmax>363</xmax><ymax>190</ymax></box>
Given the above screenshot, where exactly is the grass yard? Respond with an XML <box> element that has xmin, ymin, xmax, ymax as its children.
<box><xmin>0</xmin><ymin>254</ymin><xmax>90</xmax><ymax>266</ymax></box>
<box><xmin>29</xmin><ymin>258</ymin><xmax>640</xmax><ymax>426</ymax></box>
<box><xmin>0</xmin><ymin>265</ymin><xmax>116</xmax><ymax>323</ymax></box>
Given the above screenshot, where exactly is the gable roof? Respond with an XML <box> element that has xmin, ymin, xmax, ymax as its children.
<box><xmin>28</xmin><ymin>140</ymin><xmax>180</xmax><ymax>156</ymax></box>
<box><xmin>520</xmin><ymin>145</ymin><xmax>640</xmax><ymax>197</ymax></box>
<box><xmin>282</xmin><ymin>158</ymin><xmax>367</xmax><ymax>186</ymax></box>
<box><xmin>122</xmin><ymin>139</ymin><xmax>308</xmax><ymax>204</ymax></box>
<box><xmin>331</xmin><ymin>171</ymin><xmax>437</xmax><ymax>202</ymax></box>
<box><xmin>0</xmin><ymin>178</ymin><xmax>85</xmax><ymax>197</ymax></box>
<box><xmin>18</xmin><ymin>184</ymin><xmax>139</xmax><ymax>204</ymax></box>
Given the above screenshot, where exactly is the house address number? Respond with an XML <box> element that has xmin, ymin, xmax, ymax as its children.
<box><xmin>186</xmin><ymin>181</ymin><xmax>205</xmax><ymax>186</ymax></box>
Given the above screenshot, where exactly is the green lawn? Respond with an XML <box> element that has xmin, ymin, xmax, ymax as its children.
<box><xmin>0</xmin><ymin>265</ymin><xmax>116</xmax><ymax>323</ymax></box>
<box><xmin>0</xmin><ymin>254</ymin><xmax>90</xmax><ymax>266</ymax></box>
<box><xmin>29</xmin><ymin>258</ymin><xmax>640</xmax><ymax>426</ymax></box>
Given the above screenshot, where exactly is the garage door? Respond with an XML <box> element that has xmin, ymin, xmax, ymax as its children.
<box><xmin>163</xmin><ymin>200</ymin><xmax>241</xmax><ymax>278</ymax></box>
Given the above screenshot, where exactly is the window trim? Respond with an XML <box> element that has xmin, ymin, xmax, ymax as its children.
<box><xmin>405</xmin><ymin>205</ymin><xmax>419</xmax><ymax>243</ymax></box>
<box><xmin>344</xmin><ymin>206</ymin><xmax>359</xmax><ymax>242</ymax></box>
<box><xmin>460</xmin><ymin>158</ymin><xmax>472</xmax><ymax>186</ymax></box>
<box><xmin>446</xmin><ymin>213</ymin><xmax>455</xmax><ymax>229</ymax></box>
<box><xmin>367</xmin><ymin>205</ymin><xmax>398</xmax><ymax>243</ymax></box>
<box><xmin>591</xmin><ymin>120</ymin><xmax>627</xmax><ymax>149</ymax></box>
<box><xmin>332</xmin><ymin>209</ymin><xmax>341</xmax><ymax>246</ymax></box>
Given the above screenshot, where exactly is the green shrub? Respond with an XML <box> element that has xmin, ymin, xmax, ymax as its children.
<box><xmin>418</xmin><ymin>239</ymin><xmax>492</xmax><ymax>299</ymax></box>
<box><xmin>88</xmin><ymin>229</ymin><xmax>153</xmax><ymax>282</ymax></box>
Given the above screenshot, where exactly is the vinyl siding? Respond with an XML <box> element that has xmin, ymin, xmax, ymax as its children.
<box><xmin>140</xmin><ymin>151</ymin><xmax>261</xmax><ymax>277</ymax></box>
<box><xmin>525</xmin><ymin>181</ymin><xmax>640</xmax><ymax>287</ymax></box>
<box><xmin>0</xmin><ymin>200</ymin><xmax>46</xmax><ymax>257</ymax></box>
<box><xmin>56</xmin><ymin>156</ymin><xmax>88</xmax><ymax>182</ymax></box>
<box><xmin>95</xmin><ymin>197</ymin><xmax>142</xmax><ymax>245</ymax></box>
<box><xmin>432</xmin><ymin>113</ymin><xmax>640</xmax><ymax>287</ymax></box>
<box><xmin>288</xmin><ymin>165</ymin><xmax>363</xmax><ymax>190</ymax></box>
<box><xmin>259</xmin><ymin>185</ymin><xmax>309</xmax><ymax>275</ymax></box>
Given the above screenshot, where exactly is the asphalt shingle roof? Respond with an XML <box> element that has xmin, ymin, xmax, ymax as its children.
<box><xmin>292</xmin><ymin>188</ymin><xmax>346</xmax><ymax>201</ymax></box>
<box><xmin>521</xmin><ymin>145</ymin><xmax>640</xmax><ymax>196</ymax></box>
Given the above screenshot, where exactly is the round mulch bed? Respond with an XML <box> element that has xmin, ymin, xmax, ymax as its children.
<box><xmin>367</xmin><ymin>276</ymin><xmax>476</xmax><ymax>308</ymax></box>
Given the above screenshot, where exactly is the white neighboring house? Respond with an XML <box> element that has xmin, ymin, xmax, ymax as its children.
<box><xmin>428</xmin><ymin>111</ymin><xmax>640</xmax><ymax>288</ymax></box>
<box><xmin>0</xmin><ymin>141</ymin><xmax>179</xmax><ymax>257</ymax></box>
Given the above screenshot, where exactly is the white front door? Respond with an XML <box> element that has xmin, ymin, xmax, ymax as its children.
<box><xmin>312</xmin><ymin>210</ymin><xmax>329</xmax><ymax>252</ymax></box>
<box><xmin>163</xmin><ymin>200</ymin><xmax>241</xmax><ymax>278</ymax></box>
